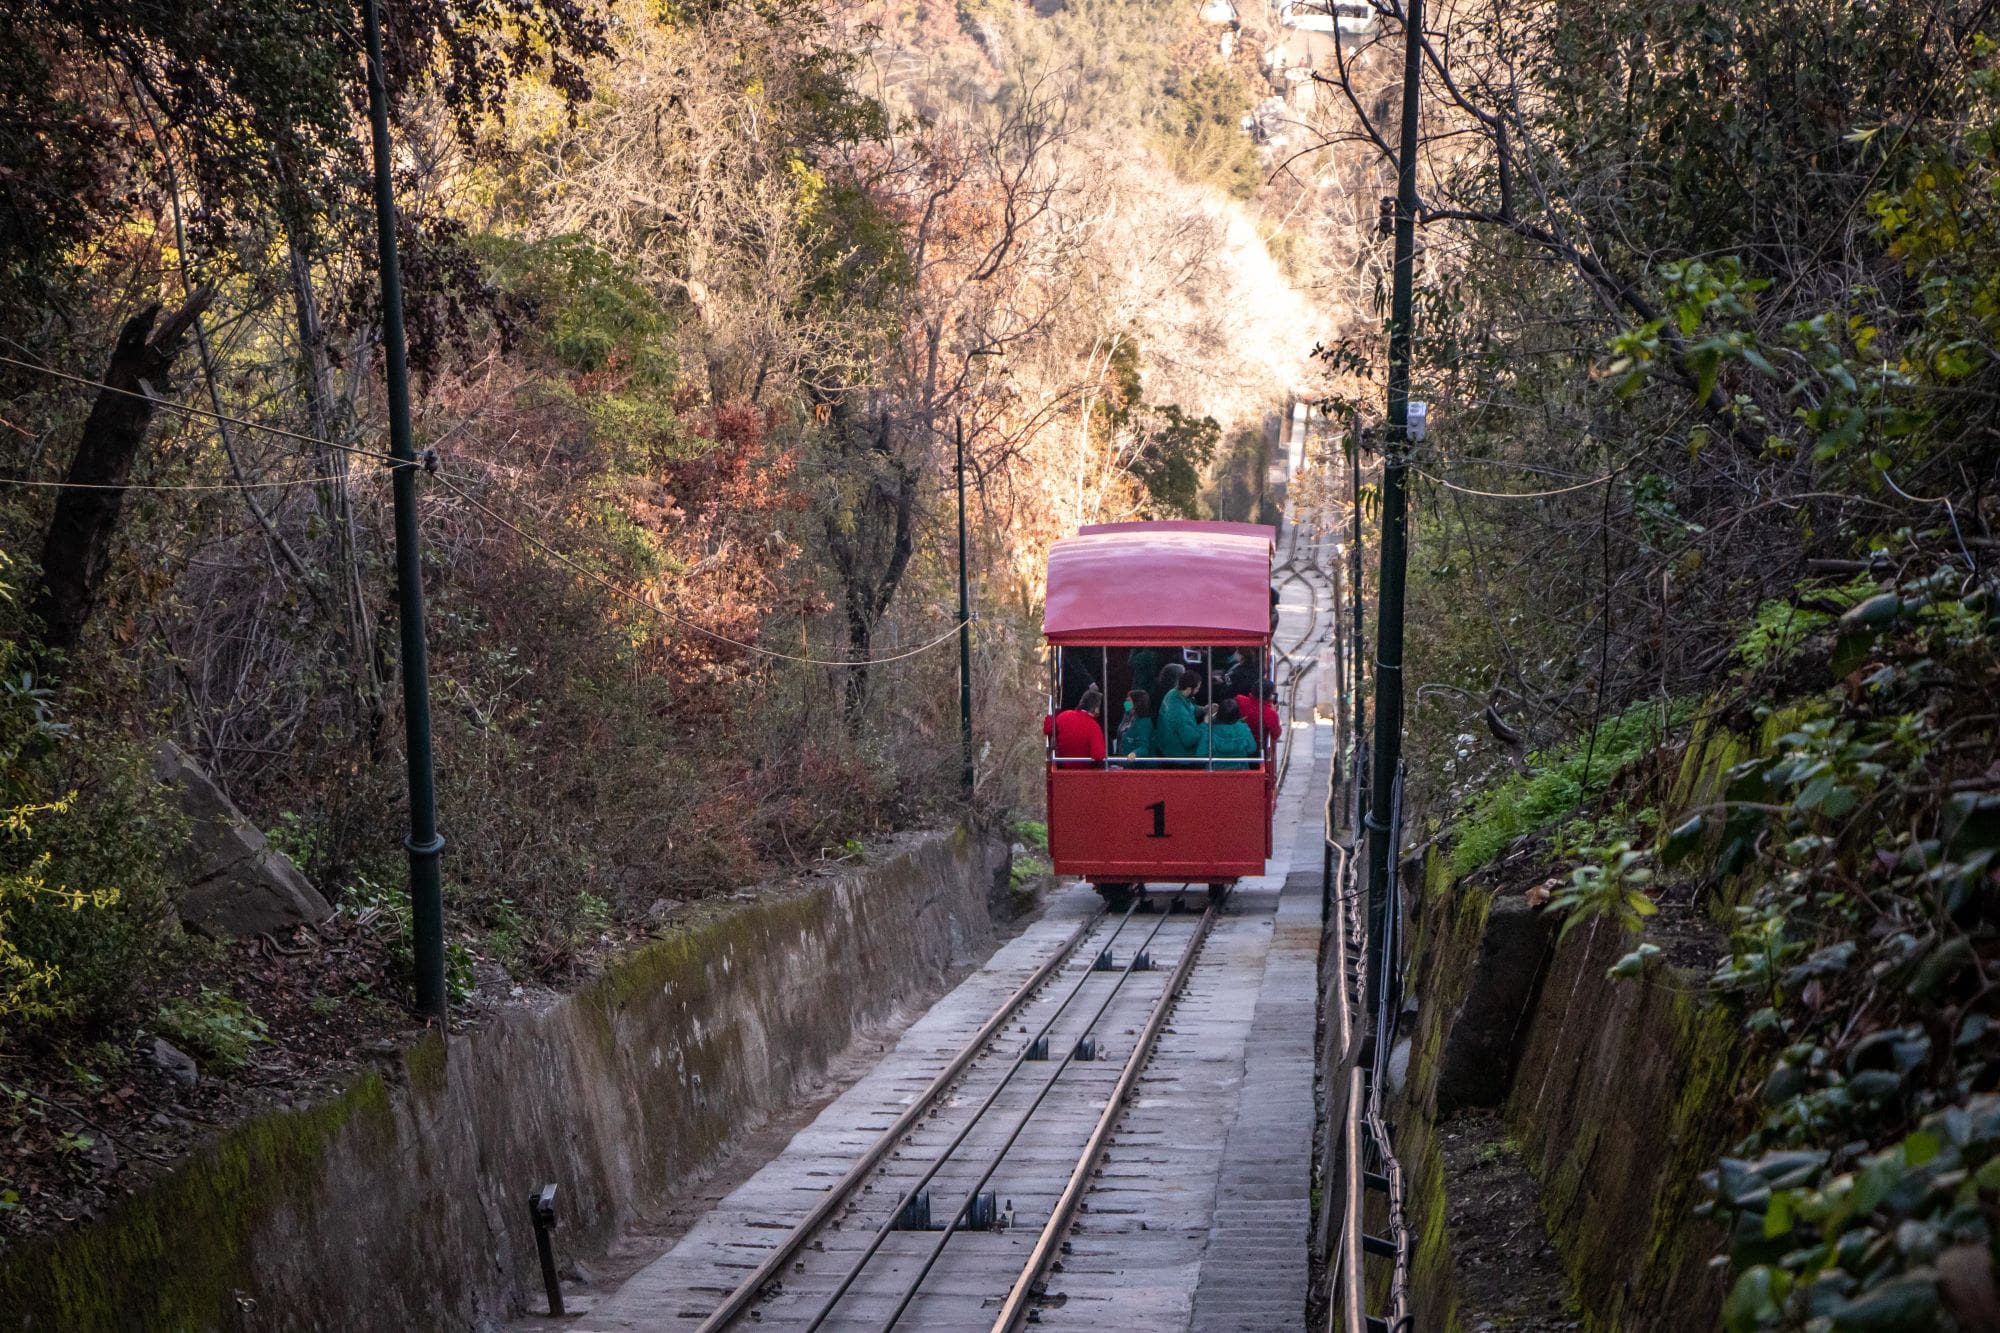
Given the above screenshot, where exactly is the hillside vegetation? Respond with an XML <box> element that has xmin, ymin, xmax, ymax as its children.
<box><xmin>1308</xmin><ymin>3</ymin><xmax>2000</xmax><ymax>1327</ymax></box>
<box><xmin>0</xmin><ymin>0</ymin><xmax>1309</xmax><ymax>1237</ymax></box>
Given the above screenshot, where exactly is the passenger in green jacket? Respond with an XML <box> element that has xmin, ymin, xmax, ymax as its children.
<box><xmin>1115</xmin><ymin>688</ymin><xmax>1154</xmax><ymax>761</ymax></box>
<box><xmin>1151</xmin><ymin>664</ymin><xmax>1205</xmax><ymax>759</ymax></box>
<box><xmin>1205</xmin><ymin>697</ymin><xmax>1260</xmax><ymax>769</ymax></box>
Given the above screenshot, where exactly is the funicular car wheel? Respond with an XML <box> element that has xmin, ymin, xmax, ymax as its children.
<box><xmin>1095</xmin><ymin>881</ymin><xmax>1136</xmax><ymax>911</ymax></box>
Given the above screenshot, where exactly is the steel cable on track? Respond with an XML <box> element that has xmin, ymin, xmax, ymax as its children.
<box><xmin>988</xmin><ymin>903</ymin><xmax>1219</xmax><ymax>1333</ymax></box>
<box><xmin>691</xmin><ymin>904</ymin><xmax>1115</xmax><ymax>1333</ymax></box>
<box><xmin>803</xmin><ymin>904</ymin><xmax>1200</xmax><ymax>1331</ymax></box>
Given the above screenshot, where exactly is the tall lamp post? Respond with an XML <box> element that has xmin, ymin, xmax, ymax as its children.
<box><xmin>954</xmin><ymin>417</ymin><xmax>974</xmax><ymax>800</ymax></box>
<box><xmin>362</xmin><ymin>0</ymin><xmax>447</xmax><ymax>1021</ymax></box>
<box><xmin>1365</xmin><ymin>0</ymin><xmax>1425</xmax><ymax>1016</ymax></box>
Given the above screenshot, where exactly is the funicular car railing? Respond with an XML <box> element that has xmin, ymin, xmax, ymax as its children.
<box><xmin>1327</xmin><ymin>756</ymin><xmax>1411</xmax><ymax>1333</ymax></box>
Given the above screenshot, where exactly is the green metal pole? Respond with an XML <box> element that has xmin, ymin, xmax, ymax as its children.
<box><xmin>363</xmin><ymin>0</ymin><xmax>447</xmax><ymax>1022</ymax></box>
<box><xmin>956</xmin><ymin>418</ymin><xmax>975</xmax><ymax>799</ymax></box>
<box><xmin>1366</xmin><ymin>0</ymin><xmax>1422</xmax><ymax>1016</ymax></box>
<box><xmin>1349</xmin><ymin>412</ymin><xmax>1366</xmax><ymax>825</ymax></box>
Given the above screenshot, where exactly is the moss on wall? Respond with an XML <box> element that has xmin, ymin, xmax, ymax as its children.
<box><xmin>0</xmin><ymin>1072</ymin><xmax>392</xmax><ymax>1332</ymax></box>
<box><xmin>1397</xmin><ymin>830</ymin><xmax>1748</xmax><ymax>1331</ymax></box>
<box><xmin>1394</xmin><ymin>859</ymin><xmax>1496</xmax><ymax>1332</ymax></box>
<box><xmin>1503</xmin><ymin>930</ymin><xmax>1743</xmax><ymax>1329</ymax></box>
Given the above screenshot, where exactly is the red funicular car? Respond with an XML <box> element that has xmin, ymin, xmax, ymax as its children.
<box><xmin>1043</xmin><ymin>521</ymin><xmax>1279</xmax><ymax>907</ymax></box>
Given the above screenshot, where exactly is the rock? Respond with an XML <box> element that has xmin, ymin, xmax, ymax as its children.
<box><xmin>152</xmin><ymin>743</ymin><xmax>332</xmax><ymax>937</ymax></box>
<box><xmin>151</xmin><ymin>1037</ymin><xmax>199</xmax><ymax>1089</ymax></box>
<box><xmin>83</xmin><ymin>1135</ymin><xmax>119</xmax><ymax>1171</ymax></box>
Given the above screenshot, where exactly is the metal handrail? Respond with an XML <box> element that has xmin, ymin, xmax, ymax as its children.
<box><xmin>1326</xmin><ymin>746</ymin><xmax>1413</xmax><ymax>1332</ymax></box>
<box><xmin>1048</xmin><ymin>756</ymin><xmax>1270</xmax><ymax>768</ymax></box>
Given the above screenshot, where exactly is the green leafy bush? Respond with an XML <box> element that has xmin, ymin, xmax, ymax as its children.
<box><xmin>1449</xmin><ymin>699</ymin><xmax>1692</xmax><ymax>876</ymax></box>
<box><xmin>342</xmin><ymin>874</ymin><xmax>476</xmax><ymax>1005</ymax></box>
<box><xmin>1733</xmin><ymin>577</ymin><xmax>1876</xmax><ymax>669</ymax></box>
<box><xmin>153</xmin><ymin>989</ymin><xmax>267</xmax><ymax>1071</ymax></box>
<box><xmin>1686</xmin><ymin>551</ymin><xmax>2000</xmax><ymax>1330</ymax></box>
<box><xmin>4</xmin><ymin>729</ymin><xmax>181</xmax><ymax>1033</ymax></box>
<box><xmin>0</xmin><ymin>559</ymin><xmax>180</xmax><ymax>1041</ymax></box>
<box><xmin>1548</xmin><ymin>841</ymin><xmax>1657</xmax><ymax>941</ymax></box>
<box><xmin>1009</xmin><ymin>819</ymin><xmax>1049</xmax><ymax>852</ymax></box>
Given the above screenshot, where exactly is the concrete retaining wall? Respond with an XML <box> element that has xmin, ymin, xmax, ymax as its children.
<box><xmin>1397</xmin><ymin>847</ymin><xmax>1745</xmax><ymax>1332</ymax></box>
<box><xmin>0</xmin><ymin>825</ymin><xmax>1009</xmax><ymax>1332</ymax></box>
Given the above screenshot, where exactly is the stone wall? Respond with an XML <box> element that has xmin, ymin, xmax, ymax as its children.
<box><xmin>1504</xmin><ymin>911</ymin><xmax>1744</xmax><ymax>1328</ymax></box>
<box><xmin>0</xmin><ymin>825</ymin><xmax>1009</xmax><ymax>1332</ymax></box>
<box><xmin>1396</xmin><ymin>846</ymin><xmax>1746</xmax><ymax>1332</ymax></box>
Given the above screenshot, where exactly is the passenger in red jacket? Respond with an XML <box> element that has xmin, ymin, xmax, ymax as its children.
<box><xmin>1048</xmin><ymin>686</ymin><xmax>1107</xmax><ymax>765</ymax></box>
<box><xmin>1236</xmin><ymin>679</ymin><xmax>1282</xmax><ymax>748</ymax></box>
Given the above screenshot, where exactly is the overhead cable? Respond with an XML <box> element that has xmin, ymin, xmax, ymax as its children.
<box><xmin>1409</xmin><ymin>463</ymin><xmax>1617</xmax><ymax>499</ymax></box>
<box><xmin>6</xmin><ymin>346</ymin><xmax>966</xmax><ymax>668</ymax></box>
<box><xmin>0</xmin><ymin>351</ymin><xmax>402</xmax><ymax>466</ymax></box>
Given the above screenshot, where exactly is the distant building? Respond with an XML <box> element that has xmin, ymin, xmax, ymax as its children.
<box><xmin>1276</xmin><ymin>0</ymin><xmax>1375</xmax><ymax>34</ymax></box>
<box><xmin>1200</xmin><ymin>0</ymin><xmax>1240</xmax><ymax>24</ymax></box>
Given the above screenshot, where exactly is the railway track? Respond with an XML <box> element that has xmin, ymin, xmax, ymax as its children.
<box><xmin>671</xmin><ymin>901</ymin><xmax>1216</xmax><ymax>1331</ymax></box>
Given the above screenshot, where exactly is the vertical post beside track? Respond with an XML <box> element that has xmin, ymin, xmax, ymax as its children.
<box><xmin>956</xmin><ymin>416</ymin><xmax>975</xmax><ymax>798</ymax></box>
<box><xmin>361</xmin><ymin>0</ymin><xmax>447</xmax><ymax>1022</ymax></box>
<box><xmin>1366</xmin><ymin>0</ymin><xmax>1422</xmax><ymax>1019</ymax></box>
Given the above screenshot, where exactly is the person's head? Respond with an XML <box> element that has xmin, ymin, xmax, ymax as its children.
<box><xmin>1077</xmin><ymin>685</ymin><xmax>1102</xmax><ymax>715</ymax></box>
<box><xmin>1156</xmin><ymin>662</ymin><xmax>1185</xmax><ymax>698</ymax></box>
<box><xmin>1127</xmin><ymin>688</ymin><xmax>1151</xmax><ymax>719</ymax></box>
<box><xmin>1217</xmin><ymin>697</ymin><xmax>1242</xmax><ymax>725</ymax></box>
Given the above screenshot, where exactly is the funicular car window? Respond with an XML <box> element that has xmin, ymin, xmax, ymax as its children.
<box><xmin>1046</xmin><ymin>644</ymin><xmax>1271</xmax><ymax>771</ymax></box>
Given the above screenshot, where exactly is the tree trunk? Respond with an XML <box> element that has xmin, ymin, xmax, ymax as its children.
<box><xmin>824</xmin><ymin>405</ymin><xmax>920</xmax><ymax>726</ymax></box>
<box><xmin>843</xmin><ymin>593</ymin><xmax>873</xmax><ymax>720</ymax></box>
<box><xmin>30</xmin><ymin>290</ymin><xmax>212</xmax><ymax>658</ymax></box>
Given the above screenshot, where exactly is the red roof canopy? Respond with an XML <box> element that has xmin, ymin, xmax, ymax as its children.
<box><xmin>1044</xmin><ymin>521</ymin><xmax>1275</xmax><ymax>646</ymax></box>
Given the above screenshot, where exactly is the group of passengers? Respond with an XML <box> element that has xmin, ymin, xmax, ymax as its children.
<box><xmin>1047</xmin><ymin>647</ymin><xmax>1282</xmax><ymax>769</ymax></box>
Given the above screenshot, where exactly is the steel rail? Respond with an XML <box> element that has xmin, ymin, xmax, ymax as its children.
<box><xmin>989</xmin><ymin>903</ymin><xmax>1218</xmax><ymax>1332</ymax></box>
<box><xmin>796</xmin><ymin>903</ymin><xmax>1173</xmax><ymax>1331</ymax></box>
<box><xmin>692</xmin><ymin>904</ymin><xmax>1110</xmax><ymax>1333</ymax></box>
<box><xmin>876</xmin><ymin>904</ymin><xmax>1200</xmax><ymax>1328</ymax></box>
